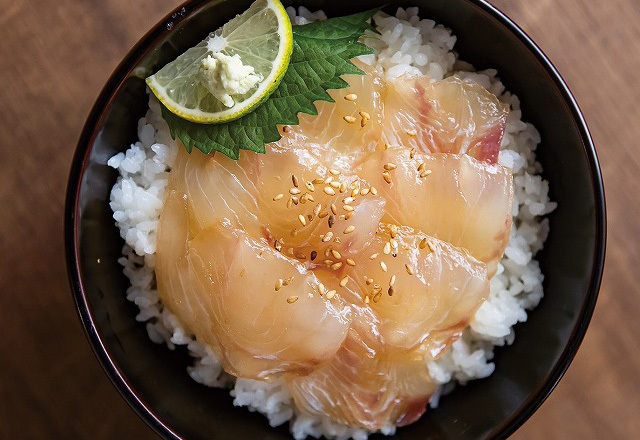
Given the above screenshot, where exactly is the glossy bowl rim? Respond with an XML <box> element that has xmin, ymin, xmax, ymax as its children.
<box><xmin>65</xmin><ymin>0</ymin><xmax>607</xmax><ymax>439</ymax></box>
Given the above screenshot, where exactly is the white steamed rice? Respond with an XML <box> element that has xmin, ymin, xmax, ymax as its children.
<box><xmin>107</xmin><ymin>7</ymin><xmax>557</xmax><ymax>440</ymax></box>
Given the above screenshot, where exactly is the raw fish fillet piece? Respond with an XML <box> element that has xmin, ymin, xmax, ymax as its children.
<box><xmin>156</xmin><ymin>191</ymin><xmax>351</xmax><ymax>380</ymax></box>
<box><xmin>381</xmin><ymin>75</ymin><xmax>509</xmax><ymax>164</ymax></box>
<box><xmin>358</xmin><ymin>148</ymin><xmax>513</xmax><ymax>274</ymax></box>
<box><xmin>287</xmin><ymin>225</ymin><xmax>488</xmax><ymax>429</ymax></box>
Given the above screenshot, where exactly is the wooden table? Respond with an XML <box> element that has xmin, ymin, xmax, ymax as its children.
<box><xmin>1</xmin><ymin>0</ymin><xmax>637</xmax><ymax>438</ymax></box>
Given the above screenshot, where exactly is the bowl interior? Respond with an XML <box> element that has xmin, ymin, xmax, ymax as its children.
<box><xmin>67</xmin><ymin>0</ymin><xmax>605</xmax><ymax>439</ymax></box>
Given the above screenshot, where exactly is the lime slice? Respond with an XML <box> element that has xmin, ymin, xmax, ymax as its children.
<box><xmin>146</xmin><ymin>0</ymin><xmax>293</xmax><ymax>124</ymax></box>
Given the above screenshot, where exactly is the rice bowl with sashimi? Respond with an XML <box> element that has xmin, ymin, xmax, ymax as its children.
<box><xmin>107</xmin><ymin>4</ymin><xmax>557</xmax><ymax>440</ymax></box>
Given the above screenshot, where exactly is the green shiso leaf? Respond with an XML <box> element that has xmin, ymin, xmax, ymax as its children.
<box><xmin>160</xmin><ymin>8</ymin><xmax>380</xmax><ymax>160</ymax></box>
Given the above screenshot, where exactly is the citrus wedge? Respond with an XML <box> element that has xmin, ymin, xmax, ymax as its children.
<box><xmin>146</xmin><ymin>0</ymin><xmax>293</xmax><ymax>124</ymax></box>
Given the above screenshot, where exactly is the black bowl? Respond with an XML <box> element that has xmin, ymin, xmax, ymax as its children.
<box><xmin>65</xmin><ymin>0</ymin><xmax>606</xmax><ymax>439</ymax></box>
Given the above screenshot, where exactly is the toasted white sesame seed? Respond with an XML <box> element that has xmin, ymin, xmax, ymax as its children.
<box><xmin>417</xmin><ymin>162</ymin><xmax>426</xmax><ymax>172</ymax></box>
<box><xmin>329</xmin><ymin>169</ymin><xmax>341</xmax><ymax>176</ymax></box>
<box><xmin>370</xmin><ymin>253</ymin><xmax>379</xmax><ymax>260</ymax></box>
<box><xmin>306</xmin><ymin>181</ymin><xmax>315</xmax><ymax>192</ymax></box>
<box><xmin>275</xmin><ymin>279</ymin><xmax>283</xmax><ymax>291</ymax></box>
<box><xmin>291</xmin><ymin>196</ymin><xmax>299</xmax><ymax>205</ymax></box>
<box><xmin>343</xmin><ymin>197</ymin><xmax>354</xmax><ymax>204</ymax></box>
<box><xmin>405</xmin><ymin>264</ymin><xmax>414</xmax><ymax>275</ymax></box>
<box><xmin>390</xmin><ymin>227</ymin><xmax>397</xmax><ymax>238</ymax></box>
<box><xmin>346</xmin><ymin>258</ymin><xmax>356</xmax><ymax>266</ymax></box>
<box><xmin>419</xmin><ymin>237</ymin><xmax>428</xmax><ymax>249</ymax></box>
<box><xmin>345</xmin><ymin>211</ymin><xmax>354</xmax><ymax>219</ymax></box>
<box><xmin>318</xmin><ymin>283</ymin><xmax>326</xmax><ymax>295</ymax></box>
<box><xmin>384</xmin><ymin>142</ymin><xmax>391</xmax><ymax>150</ymax></box>
<box><xmin>410</xmin><ymin>148</ymin><xmax>416</xmax><ymax>159</ymax></box>
<box><xmin>361</xmin><ymin>188</ymin><xmax>370</xmax><ymax>195</ymax></box>
<box><xmin>406</xmin><ymin>130</ymin><xmax>417</xmax><ymax>136</ymax></box>
<box><xmin>343</xmin><ymin>205</ymin><xmax>354</xmax><ymax>212</ymax></box>
<box><xmin>314</xmin><ymin>203</ymin><xmax>322</xmax><ymax>216</ymax></box>
<box><xmin>427</xmin><ymin>241</ymin><xmax>436</xmax><ymax>252</ymax></box>
<box><xmin>383</xmin><ymin>163</ymin><xmax>397</xmax><ymax>171</ymax></box>
<box><xmin>344</xmin><ymin>93</ymin><xmax>358</xmax><ymax>101</ymax></box>
<box><xmin>283</xmin><ymin>276</ymin><xmax>294</xmax><ymax>286</ymax></box>
<box><xmin>287</xmin><ymin>296</ymin><xmax>298</xmax><ymax>304</ymax></box>
<box><xmin>339</xmin><ymin>214</ymin><xmax>346</xmax><ymax>220</ymax></box>
<box><xmin>351</xmin><ymin>188</ymin><xmax>360</xmax><ymax>197</ymax></box>
<box><xmin>324</xmin><ymin>186</ymin><xmax>336</xmax><ymax>195</ymax></box>
<box><xmin>289</xmin><ymin>187</ymin><xmax>301</xmax><ymax>195</ymax></box>
<box><xmin>322</xmin><ymin>231</ymin><xmax>334</xmax><ymax>242</ymax></box>
<box><xmin>325</xmin><ymin>176</ymin><xmax>333</xmax><ymax>184</ymax></box>
<box><xmin>330</xmin><ymin>181</ymin><xmax>340</xmax><ymax>189</ymax></box>
<box><xmin>292</xmin><ymin>175</ymin><xmax>299</xmax><ymax>187</ymax></box>
<box><xmin>344</xmin><ymin>225</ymin><xmax>355</xmax><ymax>234</ymax></box>
<box><xmin>383</xmin><ymin>242</ymin><xmax>391</xmax><ymax>255</ymax></box>
<box><xmin>380</xmin><ymin>261</ymin><xmax>388</xmax><ymax>272</ymax></box>
<box><xmin>298</xmin><ymin>214</ymin><xmax>307</xmax><ymax>226</ymax></box>
<box><xmin>364</xmin><ymin>295</ymin><xmax>370</xmax><ymax>304</ymax></box>
<box><xmin>382</xmin><ymin>172</ymin><xmax>392</xmax><ymax>184</ymax></box>
<box><xmin>331</xmin><ymin>249</ymin><xmax>342</xmax><ymax>260</ymax></box>
<box><xmin>340</xmin><ymin>182</ymin><xmax>347</xmax><ymax>193</ymax></box>
<box><xmin>326</xmin><ymin>290</ymin><xmax>336</xmax><ymax>300</ymax></box>
<box><xmin>318</xmin><ymin>211</ymin><xmax>328</xmax><ymax>218</ymax></box>
<box><xmin>390</xmin><ymin>239</ymin><xmax>398</xmax><ymax>248</ymax></box>
<box><xmin>359</xmin><ymin>111</ymin><xmax>370</xmax><ymax>119</ymax></box>
<box><xmin>343</xmin><ymin>115</ymin><xmax>357</xmax><ymax>124</ymax></box>
<box><xmin>340</xmin><ymin>276</ymin><xmax>349</xmax><ymax>287</ymax></box>
<box><xmin>389</xmin><ymin>274</ymin><xmax>396</xmax><ymax>286</ymax></box>
<box><xmin>331</xmin><ymin>262</ymin><xmax>343</xmax><ymax>270</ymax></box>
<box><xmin>273</xmin><ymin>193</ymin><xmax>284</xmax><ymax>201</ymax></box>
<box><xmin>370</xmin><ymin>186</ymin><xmax>378</xmax><ymax>196</ymax></box>
<box><xmin>330</xmin><ymin>203</ymin><xmax>338</xmax><ymax>215</ymax></box>
<box><xmin>420</xmin><ymin>170</ymin><xmax>432</xmax><ymax>178</ymax></box>
<box><xmin>313</xmin><ymin>177</ymin><xmax>324</xmax><ymax>184</ymax></box>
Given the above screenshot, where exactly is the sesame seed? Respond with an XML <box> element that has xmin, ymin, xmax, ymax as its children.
<box><xmin>331</xmin><ymin>249</ymin><xmax>342</xmax><ymax>259</ymax></box>
<box><xmin>306</xmin><ymin>194</ymin><xmax>315</xmax><ymax>202</ymax></box>
<box><xmin>334</xmin><ymin>237</ymin><xmax>342</xmax><ymax>243</ymax></box>
<box><xmin>383</xmin><ymin>163</ymin><xmax>397</xmax><ymax>171</ymax></box>
<box><xmin>340</xmin><ymin>182</ymin><xmax>347</xmax><ymax>193</ymax></box>
<box><xmin>364</xmin><ymin>295</ymin><xmax>370</xmax><ymax>304</ymax></box>
<box><xmin>419</xmin><ymin>238</ymin><xmax>428</xmax><ymax>249</ymax></box>
<box><xmin>406</xmin><ymin>130</ymin><xmax>417</xmax><ymax>136</ymax></box>
<box><xmin>405</xmin><ymin>264</ymin><xmax>414</xmax><ymax>275</ymax></box>
<box><xmin>318</xmin><ymin>211</ymin><xmax>328</xmax><ymax>218</ymax></box>
<box><xmin>420</xmin><ymin>170</ymin><xmax>432</xmax><ymax>178</ymax></box>
<box><xmin>373</xmin><ymin>291</ymin><xmax>382</xmax><ymax>303</ymax></box>
<box><xmin>343</xmin><ymin>197</ymin><xmax>354</xmax><ymax>204</ymax></box>
<box><xmin>361</xmin><ymin>188</ymin><xmax>370</xmax><ymax>195</ymax></box>
<box><xmin>344</xmin><ymin>225</ymin><xmax>355</xmax><ymax>234</ymax></box>
<box><xmin>345</xmin><ymin>211</ymin><xmax>354</xmax><ymax>220</ymax></box>
<box><xmin>384</xmin><ymin>142</ymin><xmax>391</xmax><ymax>150</ymax></box>
<box><xmin>283</xmin><ymin>276</ymin><xmax>294</xmax><ymax>286</ymax></box>
<box><xmin>287</xmin><ymin>296</ymin><xmax>299</xmax><ymax>304</ymax></box>
<box><xmin>322</xmin><ymin>232</ymin><xmax>334</xmax><ymax>242</ymax></box>
<box><xmin>343</xmin><ymin>115</ymin><xmax>357</xmax><ymax>124</ymax></box>
<box><xmin>330</xmin><ymin>204</ymin><xmax>338</xmax><ymax>215</ymax></box>
<box><xmin>289</xmin><ymin>188</ymin><xmax>301</xmax><ymax>195</ymax></box>
<box><xmin>383</xmin><ymin>242</ymin><xmax>391</xmax><ymax>255</ymax></box>
<box><xmin>382</xmin><ymin>172</ymin><xmax>392</xmax><ymax>184</ymax></box>
<box><xmin>339</xmin><ymin>214</ymin><xmax>346</xmax><ymax>220</ymax></box>
<box><xmin>370</xmin><ymin>186</ymin><xmax>378</xmax><ymax>196</ymax></box>
<box><xmin>314</xmin><ymin>203</ymin><xmax>322</xmax><ymax>216</ymax></box>
<box><xmin>330</xmin><ymin>181</ymin><xmax>340</xmax><ymax>189</ymax></box>
<box><xmin>310</xmin><ymin>250</ymin><xmax>317</xmax><ymax>261</ymax></box>
<box><xmin>361</xmin><ymin>118</ymin><xmax>368</xmax><ymax>127</ymax></box>
<box><xmin>329</xmin><ymin>169</ymin><xmax>341</xmax><ymax>176</ymax></box>
<box><xmin>351</xmin><ymin>188</ymin><xmax>360</xmax><ymax>197</ymax></box>
<box><xmin>286</xmin><ymin>199</ymin><xmax>293</xmax><ymax>208</ymax></box>
<box><xmin>380</xmin><ymin>261</ymin><xmax>388</xmax><ymax>272</ymax></box>
<box><xmin>328</xmin><ymin>215</ymin><xmax>335</xmax><ymax>228</ymax></box>
<box><xmin>390</xmin><ymin>274</ymin><xmax>396</xmax><ymax>286</ymax></box>
<box><xmin>275</xmin><ymin>279</ymin><xmax>283</xmax><ymax>291</ymax></box>
<box><xmin>390</xmin><ymin>239</ymin><xmax>398</xmax><ymax>248</ymax></box>
<box><xmin>370</xmin><ymin>253</ymin><xmax>379</xmax><ymax>260</ymax></box>
<box><xmin>366</xmin><ymin>278</ymin><xmax>373</xmax><ymax>285</ymax></box>
<box><xmin>291</xmin><ymin>196</ymin><xmax>299</xmax><ymax>205</ymax></box>
<box><xmin>326</xmin><ymin>290</ymin><xmax>336</xmax><ymax>299</ymax></box>
<box><xmin>306</xmin><ymin>181</ymin><xmax>315</xmax><ymax>192</ymax></box>
<box><xmin>390</xmin><ymin>227</ymin><xmax>397</xmax><ymax>238</ymax></box>
<box><xmin>388</xmin><ymin>286</ymin><xmax>395</xmax><ymax>296</ymax></box>
<box><xmin>331</xmin><ymin>262</ymin><xmax>343</xmax><ymax>270</ymax></box>
<box><xmin>324</xmin><ymin>259</ymin><xmax>334</xmax><ymax>266</ymax></box>
<box><xmin>273</xmin><ymin>193</ymin><xmax>284</xmax><ymax>201</ymax></box>
<box><xmin>410</xmin><ymin>148</ymin><xmax>416</xmax><ymax>159</ymax></box>
<box><xmin>340</xmin><ymin>276</ymin><xmax>349</xmax><ymax>287</ymax></box>
<box><xmin>359</xmin><ymin>111</ymin><xmax>371</xmax><ymax>120</ymax></box>
<box><xmin>275</xmin><ymin>240</ymin><xmax>282</xmax><ymax>252</ymax></box>
<box><xmin>298</xmin><ymin>214</ymin><xmax>307</xmax><ymax>226</ymax></box>
<box><xmin>344</xmin><ymin>93</ymin><xmax>358</xmax><ymax>101</ymax></box>
<box><xmin>324</xmin><ymin>186</ymin><xmax>336</xmax><ymax>195</ymax></box>
<box><xmin>313</xmin><ymin>177</ymin><xmax>324</xmax><ymax>184</ymax></box>
<box><xmin>427</xmin><ymin>241</ymin><xmax>436</xmax><ymax>252</ymax></box>
<box><xmin>292</xmin><ymin>175</ymin><xmax>299</xmax><ymax>187</ymax></box>
<box><xmin>346</xmin><ymin>258</ymin><xmax>356</xmax><ymax>266</ymax></box>
<box><xmin>318</xmin><ymin>283</ymin><xmax>326</xmax><ymax>295</ymax></box>
<box><xmin>417</xmin><ymin>162</ymin><xmax>426</xmax><ymax>172</ymax></box>
<box><xmin>343</xmin><ymin>205</ymin><xmax>354</xmax><ymax>212</ymax></box>
<box><xmin>325</xmin><ymin>176</ymin><xmax>333</xmax><ymax>184</ymax></box>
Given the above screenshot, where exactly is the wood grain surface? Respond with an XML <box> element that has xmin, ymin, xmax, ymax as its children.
<box><xmin>0</xmin><ymin>0</ymin><xmax>637</xmax><ymax>438</ymax></box>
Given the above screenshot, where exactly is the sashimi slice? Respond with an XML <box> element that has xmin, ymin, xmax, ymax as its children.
<box><xmin>358</xmin><ymin>148</ymin><xmax>513</xmax><ymax>274</ymax></box>
<box><xmin>156</xmin><ymin>196</ymin><xmax>351</xmax><ymax>380</ymax></box>
<box><xmin>382</xmin><ymin>76</ymin><xmax>509</xmax><ymax>164</ymax></box>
